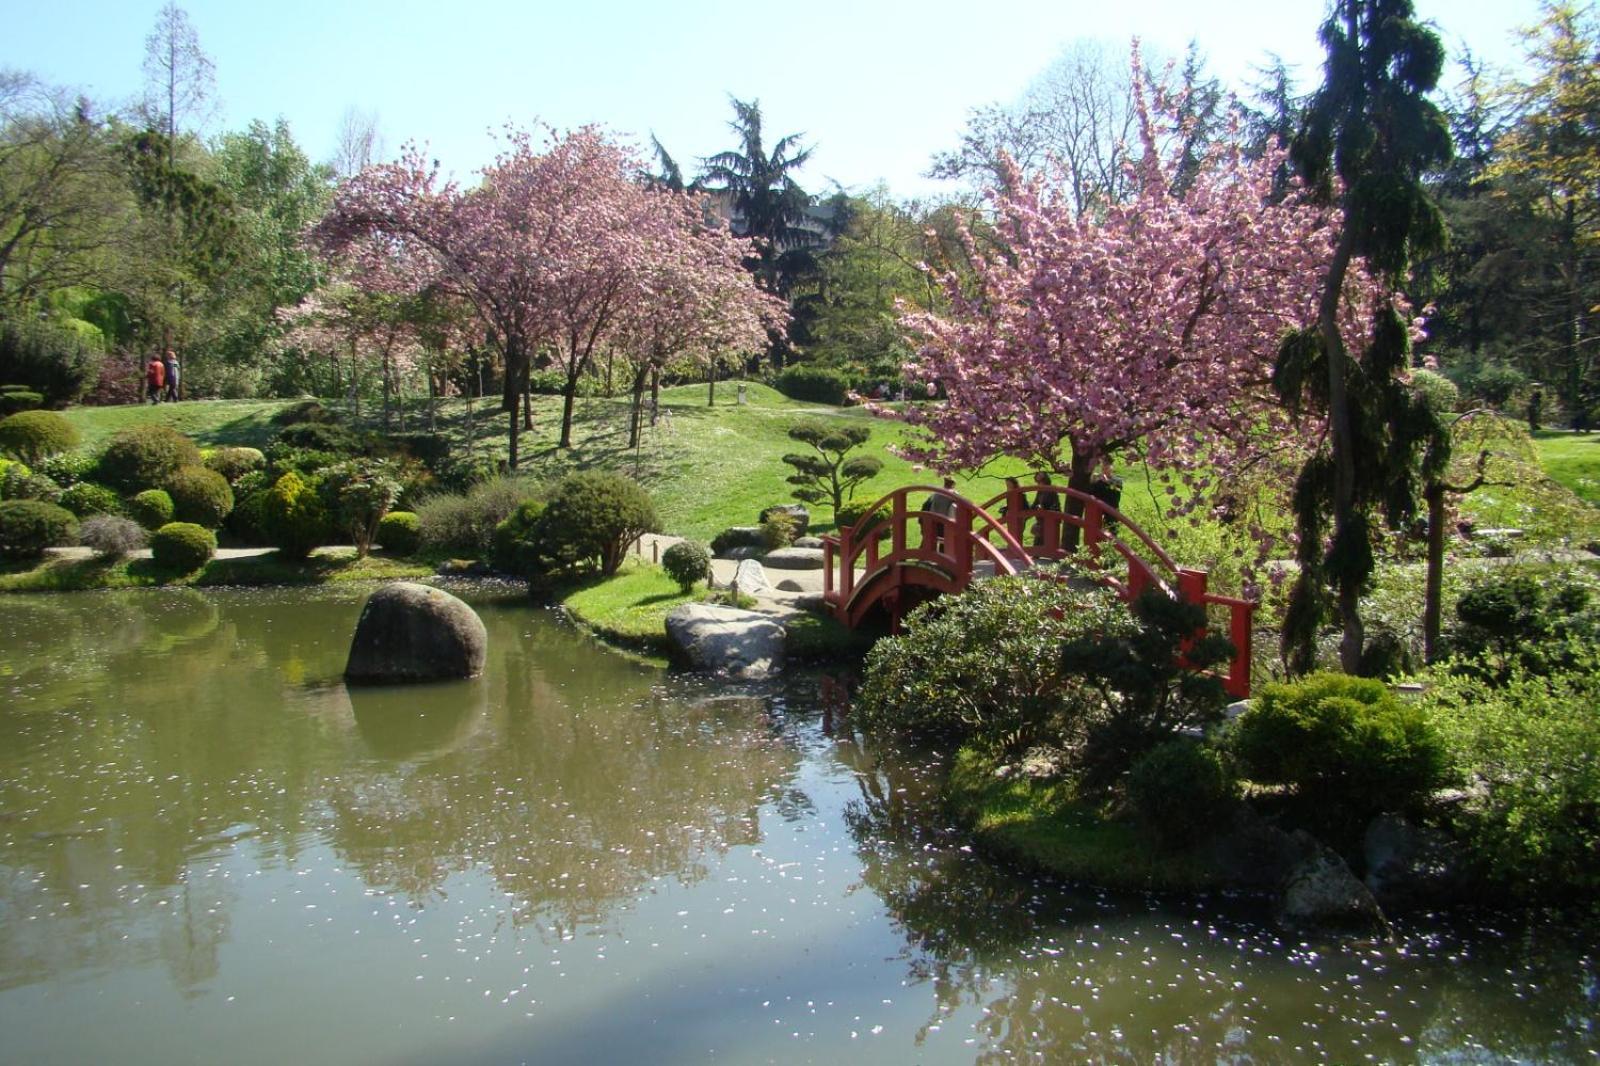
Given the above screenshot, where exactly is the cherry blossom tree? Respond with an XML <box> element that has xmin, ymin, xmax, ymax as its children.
<box><xmin>891</xmin><ymin>53</ymin><xmax>1385</xmax><ymax>555</ymax></box>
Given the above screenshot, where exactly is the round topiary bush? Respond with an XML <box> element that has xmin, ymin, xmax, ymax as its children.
<box><xmin>129</xmin><ymin>488</ymin><xmax>175</xmax><ymax>530</ymax></box>
<box><xmin>0</xmin><ymin>498</ymin><xmax>78</xmax><ymax>559</ymax></box>
<box><xmin>376</xmin><ymin>510</ymin><xmax>421</xmax><ymax>556</ymax></box>
<box><xmin>164</xmin><ymin>465</ymin><xmax>234</xmax><ymax>529</ymax></box>
<box><xmin>662</xmin><ymin>540</ymin><xmax>712</xmax><ymax>592</ymax></box>
<box><xmin>1126</xmin><ymin>740</ymin><xmax>1239</xmax><ymax>849</ymax></box>
<box><xmin>78</xmin><ymin>514</ymin><xmax>147</xmax><ymax>558</ymax></box>
<box><xmin>0</xmin><ymin>410</ymin><xmax>81</xmax><ymax>464</ymax></box>
<box><xmin>150</xmin><ymin>521</ymin><xmax>216</xmax><ymax>573</ymax></box>
<box><xmin>203</xmin><ymin>446</ymin><xmax>266</xmax><ymax>483</ymax></box>
<box><xmin>491</xmin><ymin>500</ymin><xmax>547</xmax><ymax>575</ymax></box>
<box><xmin>261</xmin><ymin>471</ymin><xmax>330</xmax><ymax>560</ymax></box>
<box><xmin>532</xmin><ymin>471</ymin><xmax>660</xmax><ymax>577</ymax></box>
<box><xmin>1226</xmin><ymin>672</ymin><xmax>1445</xmax><ymax>818</ymax></box>
<box><xmin>59</xmin><ymin>481</ymin><xmax>123</xmax><ymax>518</ymax></box>
<box><xmin>96</xmin><ymin>425</ymin><xmax>201</xmax><ymax>493</ymax></box>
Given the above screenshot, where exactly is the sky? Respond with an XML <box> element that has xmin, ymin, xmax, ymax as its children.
<box><xmin>4</xmin><ymin>0</ymin><xmax>1550</xmax><ymax>200</ymax></box>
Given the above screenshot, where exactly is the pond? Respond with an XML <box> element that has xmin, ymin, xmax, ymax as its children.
<box><xmin>0</xmin><ymin>585</ymin><xmax>1594</xmax><ymax>1064</ymax></box>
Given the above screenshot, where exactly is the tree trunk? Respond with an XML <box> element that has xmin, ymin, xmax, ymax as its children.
<box><xmin>628</xmin><ymin>364</ymin><xmax>649</xmax><ymax>450</ymax></box>
<box><xmin>1320</xmin><ymin>226</ymin><xmax>1363</xmax><ymax>673</ymax></box>
<box><xmin>559</xmin><ymin>382</ymin><xmax>577</xmax><ymax>450</ymax></box>
<box><xmin>507</xmin><ymin>392</ymin><xmax>520</xmax><ymax>469</ymax></box>
<box><xmin>523</xmin><ymin>365</ymin><xmax>533</xmax><ymax>431</ymax></box>
<box><xmin>1063</xmin><ymin>448</ymin><xmax>1095</xmax><ymax>550</ymax></box>
<box><xmin>1423</xmin><ymin>482</ymin><xmax>1446</xmax><ymax>663</ymax></box>
<box><xmin>650</xmin><ymin>367</ymin><xmax>661</xmax><ymax>426</ymax></box>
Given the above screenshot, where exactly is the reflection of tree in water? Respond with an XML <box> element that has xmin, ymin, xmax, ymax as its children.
<box><xmin>325</xmin><ymin>608</ymin><xmax>799</xmax><ymax>934</ymax></box>
<box><xmin>839</xmin><ymin>736</ymin><xmax>1600</xmax><ymax>1062</ymax></box>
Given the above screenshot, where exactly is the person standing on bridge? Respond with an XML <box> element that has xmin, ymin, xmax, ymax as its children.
<box><xmin>924</xmin><ymin>477</ymin><xmax>958</xmax><ymax>554</ymax></box>
<box><xmin>1032</xmin><ymin>471</ymin><xmax>1060</xmax><ymax>547</ymax></box>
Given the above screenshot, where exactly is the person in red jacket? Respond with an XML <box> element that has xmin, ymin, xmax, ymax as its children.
<box><xmin>145</xmin><ymin>355</ymin><xmax>166</xmax><ymax>404</ymax></box>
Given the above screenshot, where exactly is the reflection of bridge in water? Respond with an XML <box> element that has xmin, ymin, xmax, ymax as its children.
<box><xmin>819</xmin><ymin>483</ymin><xmax>1256</xmax><ymax>698</ymax></box>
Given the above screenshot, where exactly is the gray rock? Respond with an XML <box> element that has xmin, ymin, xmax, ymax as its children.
<box><xmin>1279</xmin><ymin>834</ymin><xmax>1387</xmax><ymax>931</ymax></box>
<box><xmin>665</xmin><ymin>604</ymin><xmax>786</xmax><ymax>679</ymax></box>
<box><xmin>346</xmin><ymin>582</ymin><xmax>487</xmax><ymax>684</ymax></box>
<box><xmin>1363</xmin><ymin>813</ymin><xmax>1469</xmax><ymax>912</ymax></box>
<box><xmin>774</xmin><ymin>578</ymin><xmax>806</xmax><ymax>592</ymax></box>
<box><xmin>712</xmin><ymin>526</ymin><xmax>765</xmax><ymax>557</ymax></box>
<box><xmin>763</xmin><ymin>546</ymin><xmax>826</xmax><ymax>570</ymax></box>
<box><xmin>793</xmin><ymin>592</ymin><xmax>828</xmax><ymax>613</ymax></box>
<box><xmin>732</xmin><ymin>559</ymin><xmax>773</xmax><ymax>598</ymax></box>
<box><xmin>758</xmin><ymin>504</ymin><xmax>810</xmax><ymax>537</ymax></box>
<box><xmin>723</xmin><ymin>545</ymin><xmax>766</xmax><ymax>561</ymax></box>
<box><xmin>792</xmin><ymin>536</ymin><xmax>824</xmax><ymax>549</ymax></box>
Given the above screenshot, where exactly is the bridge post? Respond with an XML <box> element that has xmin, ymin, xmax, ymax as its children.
<box><xmin>953</xmin><ymin>501</ymin><xmax>972</xmax><ymax>582</ymax></box>
<box><xmin>892</xmin><ymin>493</ymin><xmax>907</xmax><ymax>556</ymax></box>
<box><xmin>823</xmin><ymin>536</ymin><xmax>837</xmax><ymax>600</ymax></box>
<box><xmin>1227</xmin><ymin>602</ymin><xmax>1254</xmax><ymax>699</ymax></box>
<box><xmin>838</xmin><ymin>529</ymin><xmax>854</xmax><ymax>604</ymax></box>
<box><xmin>1177</xmin><ymin>568</ymin><xmax>1208</xmax><ymax>603</ymax></box>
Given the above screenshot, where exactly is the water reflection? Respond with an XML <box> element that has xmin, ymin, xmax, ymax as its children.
<box><xmin>833</xmin><ymin>720</ymin><xmax>1599</xmax><ymax>1063</ymax></box>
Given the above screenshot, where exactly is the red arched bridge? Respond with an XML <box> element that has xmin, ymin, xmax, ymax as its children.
<box><xmin>818</xmin><ymin>482</ymin><xmax>1256</xmax><ymax>698</ymax></box>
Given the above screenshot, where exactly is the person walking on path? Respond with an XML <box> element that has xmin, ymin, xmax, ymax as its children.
<box><xmin>1031</xmin><ymin>471</ymin><xmax>1060</xmax><ymax>547</ymax></box>
<box><xmin>162</xmin><ymin>350</ymin><xmax>180</xmax><ymax>403</ymax></box>
<box><xmin>145</xmin><ymin>354</ymin><xmax>166</xmax><ymax>404</ymax></box>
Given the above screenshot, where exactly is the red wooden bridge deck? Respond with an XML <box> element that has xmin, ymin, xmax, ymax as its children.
<box><xmin>818</xmin><ymin>483</ymin><xmax>1256</xmax><ymax>698</ymax></box>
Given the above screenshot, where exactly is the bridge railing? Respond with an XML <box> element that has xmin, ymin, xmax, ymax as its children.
<box><xmin>820</xmin><ymin>482</ymin><xmax>1256</xmax><ymax>698</ymax></box>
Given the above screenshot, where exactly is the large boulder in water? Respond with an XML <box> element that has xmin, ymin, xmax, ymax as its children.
<box><xmin>345</xmin><ymin>582</ymin><xmax>487</xmax><ymax>684</ymax></box>
<box><xmin>665</xmin><ymin>603</ymin><xmax>784</xmax><ymax>679</ymax></box>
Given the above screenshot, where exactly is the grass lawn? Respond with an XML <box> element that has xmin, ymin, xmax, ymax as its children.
<box><xmin>58</xmin><ymin>398</ymin><xmax>297</xmax><ymax>451</ymax></box>
<box><xmin>1534</xmin><ymin>430</ymin><xmax>1600</xmax><ymax>507</ymax></box>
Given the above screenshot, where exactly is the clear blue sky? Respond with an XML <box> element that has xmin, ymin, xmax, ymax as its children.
<box><xmin>5</xmin><ymin>0</ymin><xmax>1546</xmax><ymax>199</ymax></box>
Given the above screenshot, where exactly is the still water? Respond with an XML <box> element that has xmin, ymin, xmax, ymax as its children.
<box><xmin>0</xmin><ymin>585</ymin><xmax>1594</xmax><ymax>1064</ymax></box>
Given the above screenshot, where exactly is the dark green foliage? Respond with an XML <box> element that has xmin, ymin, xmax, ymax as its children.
<box><xmin>271</xmin><ymin>421</ymin><xmax>362</xmax><ymax>455</ymax></box>
<box><xmin>150</xmin><ymin>521</ymin><xmax>216</xmax><ymax>573</ymax></box>
<box><xmin>709</xmin><ymin>526</ymin><xmax>764</xmax><ymax>556</ymax></box>
<box><xmin>1061</xmin><ymin>589</ymin><xmax>1235</xmax><ymax>790</ymax></box>
<box><xmin>164</xmin><ymin>465</ymin><xmax>234</xmax><ymax>529</ymax></box>
<box><xmin>1126</xmin><ymin>740</ymin><xmax>1239</xmax><ymax>850</ymax></box>
<box><xmin>528</xmin><ymin>472</ymin><xmax>659</xmax><ymax>577</ymax></box>
<box><xmin>760</xmin><ymin>511</ymin><xmax>797</xmax><ymax>550</ymax></box>
<box><xmin>375</xmin><ymin>511</ymin><xmax>421</xmax><ymax>556</ymax></box>
<box><xmin>1228</xmin><ymin>673</ymin><xmax>1445</xmax><ymax>819</ymax></box>
<box><xmin>0</xmin><ymin>411</ymin><xmax>80</xmax><ymax>464</ymax></box>
<box><xmin>77</xmin><ymin>514</ymin><xmax>147</xmax><ymax>558</ymax></box>
<box><xmin>662</xmin><ymin>540</ymin><xmax>712</xmax><ymax>592</ymax></box>
<box><xmin>0</xmin><ymin>319</ymin><xmax>102</xmax><ymax>405</ymax></box>
<box><xmin>490</xmin><ymin>500</ymin><xmax>547</xmax><ymax>575</ymax></box>
<box><xmin>416</xmin><ymin>476</ymin><xmax>539</xmax><ymax>557</ymax></box>
<box><xmin>0</xmin><ymin>391</ymin><xmax>43</xmax><ymax>415</ymax></box>
<box><xmin>96</xmin><ymin>425</ymin><xmax>201</xmax><ymax>494</ymax></box>
<box><xmin>385</xmin><ymin>432</ymin><xmax>450</xmax><ymax>468</ymax></box>
<box><xmin>203</xmin><ymin>446</ymin><xmax>265</xmax><ymax>482</ymax></box>
<box><xmin>36</xmin><ymin>451</ymin><xmax>96</xmax><ymax>488</ymax></box>
<box><xmin>261</xmin><ymin>471</ymin><xmax>330</xmax><ymax>560</ymax></box>
<box><xmin>265</xmin><ymin>447</ymin><xmax>345</xmax><ymax>478</ymax></box>
<box><xmin>526</xmin><ymin>369</ymin><xmax>598</xmax><ymax>397</ymax></box>
<box><xmin>1421</xmin><ymin>656</ymin><xmax>1600</xmax><ymax>904</ymax></box>
<box><xmin>774</xmin><ymin>365</ymin><xmax>852</xmax><ymax>405</ymax></box>
<box><xmin>1447</xmin><ymin>574</ymin><xmax>1599</xmax><ymax>680</ymax></box>
<box><xmin>59</xmin><ymin>482</ymin><xmax>123</xmax><ymax>518</ymax></box>
<box><xmin>270</xmin><ymin>400</ymin><xmax>335</xmax><ymax>426</ymax></box>
<box><xmin>318</xmin><ymin>460</ymin><xmax>401</xmax><ymax>557</ymax></box>
<box><xmin>856</xmin><ymin>573</ymin><xmax>1136</xmax><ymax>752</ymax></box>
<box><xmin>129</xmin><ymin>488</ymin><xmax>175</xmax><ymax>530</ymax></box>
<box><xmin>0</xmin><ymin>499</ymin><xmax>77</xmax><ymax>558</ymax></box>
<box><xmin>781</xmin><ymin>421</ymin><xmax>882</xmax><ymax>515</ymax></box>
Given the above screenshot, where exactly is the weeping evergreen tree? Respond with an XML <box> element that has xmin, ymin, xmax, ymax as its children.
<box><xmin>1273</xmin><ymin>0</ymin><xmax>1453</xmax><ymax>675</ymax></box>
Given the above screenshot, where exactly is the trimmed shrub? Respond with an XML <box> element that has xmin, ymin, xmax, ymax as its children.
<box><xmin>165</xmin><ymin>465</ymin><xmax>234</xmax><ymax>529</ymax></box>
<box><xmin>224</xmin><ymin>470</ymin><xmax>271</xmax><ymax>544</ymax></box>
<box><xmin>129</xmin><ymin>488</ymin><xmax>175</xmax><ymax>530</ymax></box>
<box><xmin>59</xmin><ymin>481</ymin><xmax>123</xmax><ymax>518</ymax></box>
<box><xmin>530</xmin><ymin>471</ymin><xmax>660</xmax><ymax>577</ymax></box>
<box><xmin>417</xmin><ymin>475</ymin><xmax>539</xmax><ymax>557</ymax></box>
<box><xmin>1</xmin><ymin>463</ymin><xmax>61</xmax><ymax>503</ymax></box>
<box><xmin>96</xmin><ymin>425</ymin><xmax>200</xmax><ymax>493</ymax></box>
<box><xmin>261</xmin><ymin>471</ymin><xmax>331</xmax><ymax>560</ymax></box>
<box><xmin>856</xmin><ymin>572</ymin><xmax>1136</xmax><ymax>751</ymax></box>
<box><xmin>150</xmin><ymin>521</ymin><xmax>215</xmax><ymax>573</ymax></box>
<box><xmin>0</xmin><ymin>411</ymin><xmax>80</xmax><ymax>464</ymax></box>
<box><xmin>834</xmin><ymin>499</ymin><xmax>891</xmax><ymax>540</ymax></box>
<box><xmin>203</xmin><ymin>446</ymin><xmax>265</xmax><ymax>483</ymax></box>
<box><xmin>1420</xmin><ymin>657</ymin><xmax>1600</xmax><ymax>903</ymax></box>
<box><xmin>1227</xmin><ymin>673</ymin><xmax>1445</xmax><ymax>818</ymax></box>
<box><xmin>0</xmin><ymin>319</ymin><xmax>102</xmax><ymax>405</ymax></box>
<box><xmin>760</xmin><ymin>511</ymin><xmax>797</xmax><ymax>551</ymax></box>
<box><xmin>78</xmin><ymin>514</ymin><xmax>147</xmax><ymax>558</ymax></box>
<box><xmin>774</xmin><ymin>364</ymin><xmax>852</xmax><ymax>405</ymax></box>
<box><xmin>1447</xmin><ymin>573</ymin><xmax>1600</xmax><ymax>681</ymax></box>
<box><xmin>37</xmin><ymin>450</ymin><xmax>96</xmax><ymax>488</ymax></box>
<box><xmin>710</xmin><ymin>525</ymin><xmax>764</xmax><ymax>556</ymax></box>
<box><xmin>376</xmin><ymin>511</ymin><xmax>421</xmax><ymax>556</ymax></box>
<box><xmin>491</xmin><ymin>500</ymin><xmax>547</xmax><ymax>575</ymax></box>
<box><xmin>1126</xmin><ymin>740</ymin><xmax>1239</xmax><ymax>849</ymax></box>
<box><xmin>0</xmin><ymin>499</ymin><xmax>77</xmax><ymax>558</ymax></box>
<box><xmin>662</xmin><ymin>540</ymin><xmax>712</xmax><ymax>592</ymax></box>
<box><xmin>0</xmin><ymin>390</ymin><xmax>44</xmax><ymax>416</ymax></box>
<box><xmin>271</xmin><ymin>421</ymin><xmax>362</xmax><ymax>455</ymax></box>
